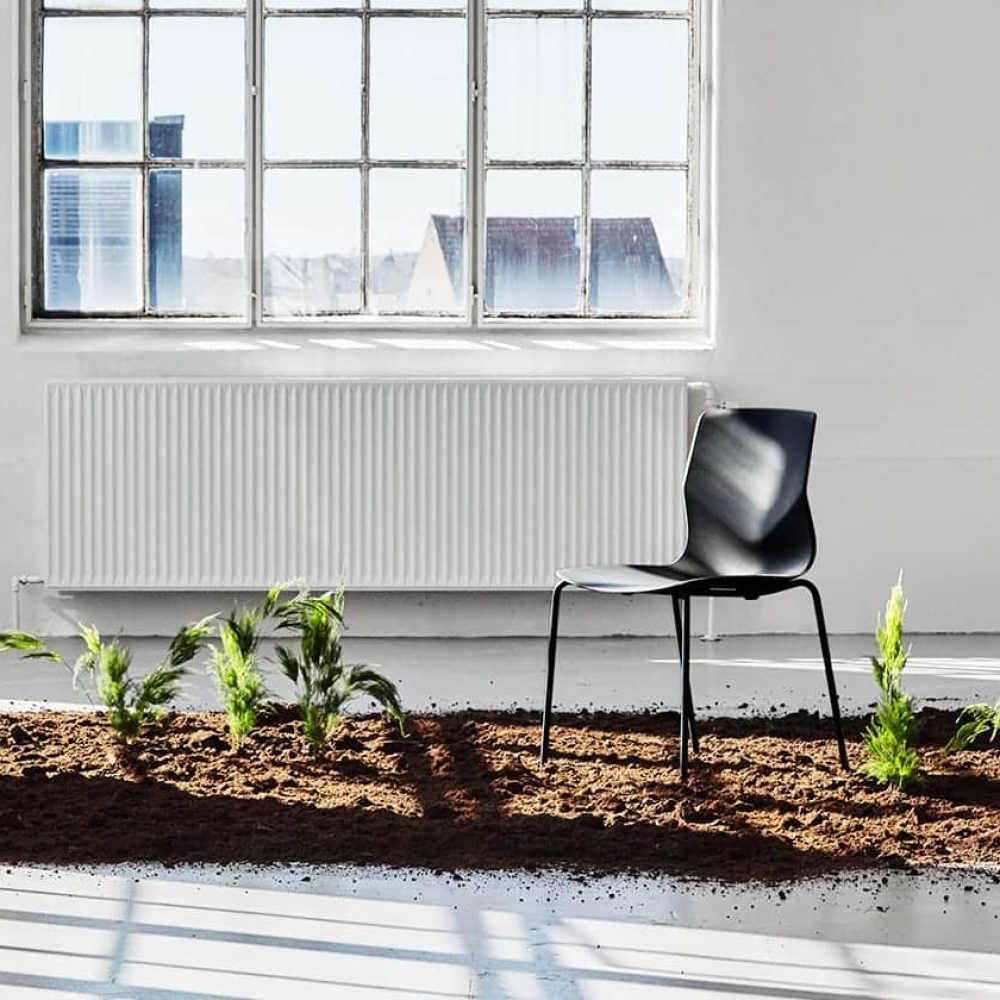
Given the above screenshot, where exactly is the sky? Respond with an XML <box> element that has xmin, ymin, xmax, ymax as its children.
<box><xmin>41</xmin><ymin>1</ymin><xmax>691</xmax><ymax>309</ymax></box>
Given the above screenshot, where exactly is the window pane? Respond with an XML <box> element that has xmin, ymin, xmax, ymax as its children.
<box><xmin>486</xmin><ymin>0</ymin><xmax>580</xmax><ymax>9</ymax></box>
<box><xmin>149</xmin><ymin>17</ymin><xmax>245</xmax><ymax>161</ymax></box>
<box><xmin>44</xmin><ymin>168</ymin><xmax>141</xmax><ymax>312</ymax></box>
<box><xmin>485</xmin><ymin>169</ymin><xmax>581</xmax><ymax>313</ymax></box>
<box><xmin>266</xmin><ymin>0</ymin><xmax>358</xmax><ymax>7</ymax></box>
<box><xmin>487</xmin><ymin>19</ymin><xmax>583</xmax><ymax>161</ymax></box>
<box><xmin>265</xmin><ymin>17</ymin><xmax>360</xmax><ymax>161</ymax></box>
<box><xmin>594</xmin><ymin>0</ymin><xmax>687</xmax><ymax>9</ymax></box>
<box><xmin>149</xmin><ymin>168</ymin><xmax>246</xmax><ymax>314</ymax></box>
<box><xmin>152</xmin><ymin>0</ymin><xmax>244</xmax><ymax>7</ymax></box>
<box><xmin>370</xmin><ymin>18</ymin><xmax>466</xmax><ymax>160</ymax></box>
<box><xmin>45</xmin><ymin>0</ymin><xmax>139</xmax><ymax>7</ymax></box>
<box><xmin>264</xmin><ymin>169</ymin><xmax>360</xmax><ymax>316</ymax></box>
<box><xmin>591</xmin><ymin>19</ymin><xmax>688</xmax><ymax>162</ymax></box>
<box><xmin>589</xmin><ymin>170</ymin><xmax>686</xmax><ymax>314</ymax></box>
<box><xmin>43</xmin><ymin>17</ymin><xmax>142</xmax><ymax>161</ymax></box>
<box><xmin>370</xmin><ymin>169</ymin><xmax>466</xmax><ymax>315</ymax></box>
<box><xmin>373</xmin><ymin>0</ymin><xmax>464</xmax><ymax>7</ymax></box>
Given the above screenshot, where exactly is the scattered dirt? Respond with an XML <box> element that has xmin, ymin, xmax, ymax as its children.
<box><xmin>1</xmin><ymin>707</ymin><xmax>998</xmax><ymax>882</ymax></box>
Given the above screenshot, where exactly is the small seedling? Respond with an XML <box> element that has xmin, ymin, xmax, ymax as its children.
<box><xmin>274</xmin><ymin>587</ymin><xmax>405</xmax><ymax>753</ymax></box>
<box><xmin>859</xmin><ymin>574</ymin><xmax>922</xmax><ymax>789</ymax></box>
<box><xmin>946</xmin><ymin>700</ymin><xmax>1000</xmax><ymax>752</ymax></box>
<box><xmin>1</xmin><ymin>618</ymin><xmax>214</xmax><ymax>743</ymax></box>
<box><xmin>73</xmin><ymin>617</ymin><xmax>216</xmax><ymax>743</ymax></box>
<box><xmin>210</xmin><ymin>585</ymin><xmax>284</xmax><ymax>748</ymax></box>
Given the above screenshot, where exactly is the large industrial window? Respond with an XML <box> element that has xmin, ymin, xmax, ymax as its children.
<box><xmin>25</xmin><ymin>0</ymin><xmax>706</xmax><ymax>327</ymax></box>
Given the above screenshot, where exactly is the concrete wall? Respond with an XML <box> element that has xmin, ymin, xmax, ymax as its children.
<box><xmin>2</xmin><ymin>0</ymin><xmax>999</xmax><ymax>638</ymax></box>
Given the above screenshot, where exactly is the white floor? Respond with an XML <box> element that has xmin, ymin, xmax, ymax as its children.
<box><xmin>3</xmin><ymin>633</ymin><xmax>999</xmax><ymax>717</ymax></box>
<box><xmin>1</xmin><ymin>863</ymin><xmax>999</xmax><ymax>999</ymax></box>
<box><xmin>3</xmin><ymin>635</ymin><xmax>1000</xmax><ymax>999</ymax></box>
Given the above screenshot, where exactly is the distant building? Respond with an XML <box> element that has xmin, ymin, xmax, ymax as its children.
<box><xmin>370</xmin><ymin>252</ymin><xmax>420</xmax><ymax>313</ymax></box>
<box><xmin>44</xmin><ymin>164</ymin><xmax>138</xmax><ymax>312</ymax></box>
<box><xmin>45</xmin><ymin>120</ymin><xmax>139</xmax><ymax>162</ymax></box>
<box><xmin>148</xmin><ymin>115</ymin><xmax>185</xmax><ymax>310</ymax></box>
<box><xmin>264</xmin><ymin>254</ymin><xmax>360</xmax><ymax>315</ymax></box>
<box><xmin>44</xmin><ymin>117</ymin><xmax>184</xmax><ymax>312</ymax></box>
<box><xmin>408</xmin><ymin>215</ymin><xmax>679</xmax><ymax>313</ymax></box>
<box><xmin>407</xmin><ymin>218</ymin><xmax>465</xmax><ymax>313</ymax></box>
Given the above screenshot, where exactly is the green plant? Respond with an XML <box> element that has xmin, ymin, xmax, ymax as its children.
<box><xmin>0</xmin><ymin>631</ymin><xmax>60</xmax><ymax>661</ymax></box>
<box><xmin>72</xmin><ymin>617</ymin><xmax>216</xmax><ymax>742</ymax></box>
<box><xmin>859</xmin><ymin>574</ymin><xmax>922</xmax><ymax>789</ymax></box>
<box><xmin>2</xmin><ymin>618</ymin><xmax>214</xmax><ymax>742</ymax></box>
<box><xmin>210</xmin><ymin>586</ymin><xmax>283</xmax><ymax>748</ymax></box>
<box><xmin>946</xmin><ymin>700</ymin><xmax>1000</xmax><ymax>752</ymax></box>
<box><xmin>274</xmin><ymin>587</ymin><xmax>405</xmax><ymax>752</ymax></box>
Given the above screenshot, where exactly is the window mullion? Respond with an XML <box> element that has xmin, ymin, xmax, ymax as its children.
<box><xmin>360</xmin><ymin>0</ymin><xmax>371</xmax><ymax>315</ymax></box>
<box><xmin>684</xmin><ymin>3</ymin><xmax>708</xmax><ymax>315</ymax></box>
<box><xmin>469</xmin><ymin>0</ymin><xmax>482</xmax><ymax>326</ymax></box>
<box><xmin>30</xmin><ymin>0</ymin><xmax>43</xmax><ymax>319</ymax></box>
<box><xmin>141</xmin><ymin>0</ymin><xmax>150</xmax><ymax>315</ymax></box>
<box><xmin>251</xmin><ymin>0</ymin><xmax>263</xmax><ymax>327</ymax></box>
<box><xmin>580</xmin><ymin>0</ymin><xmax>592</xmax><ymax>317</ymax></box>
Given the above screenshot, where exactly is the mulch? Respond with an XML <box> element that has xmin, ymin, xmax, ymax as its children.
<box><xmin>1</xmin><ymin>707</ymin><xmax>998</xmax><ymax>882</ymax></box>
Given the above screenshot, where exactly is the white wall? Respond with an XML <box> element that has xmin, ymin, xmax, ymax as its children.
<box><xmin>2</xmin><ymin>0</ymin><xmax>999</xmax><ymax>638</ymax></box>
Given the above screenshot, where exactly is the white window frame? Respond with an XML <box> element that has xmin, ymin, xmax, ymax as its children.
<box><xmin>19</xmin><ymin>0</ymin><xmax>714</xmax><ymax>339</ymax></box>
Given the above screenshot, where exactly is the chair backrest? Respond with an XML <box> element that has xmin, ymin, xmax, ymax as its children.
<box><xmin>679</xmin><ymin>407</ymin><xmax>817</xmax><ymax>578</ymax></box>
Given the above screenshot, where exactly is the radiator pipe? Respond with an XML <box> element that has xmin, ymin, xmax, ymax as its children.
<box><xmin>11</xmin><ymin>576</ymin><xmax>44</xmax><ymax>631</ymax></box>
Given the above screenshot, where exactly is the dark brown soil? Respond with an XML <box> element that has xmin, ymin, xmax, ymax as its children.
<box><xmin>1</xmin><ymin>707</ymin><xmax>998</xmax><ymax>882</ymax></box>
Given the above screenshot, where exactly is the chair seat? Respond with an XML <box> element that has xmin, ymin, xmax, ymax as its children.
<box><xmin>556</xmin><ymin>563</ymin><xmax>800</xmax><ymax>596</ymax></box>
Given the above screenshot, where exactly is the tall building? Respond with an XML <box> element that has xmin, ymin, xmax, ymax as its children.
<box><xmin>148</xmin><ymin>115</ymin><xmax>184</xmax><ymax>311</ymax></box>
<box><xmin>43</xmin><ymin>117</ymin><xmax>184</xmax><ymax>312</ymax></box>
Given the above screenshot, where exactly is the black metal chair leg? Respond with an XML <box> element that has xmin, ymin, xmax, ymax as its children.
<box><xmin>671</xmin><ymin>595</ymin><xmax>698</xmax><ymax>754</ymax></box>
<box><xmin>679</xmin><ymin>596</ymin><xmax>691</xmax><ymax>781</ymax></box>
<box><xmin>539</xmin><ymin>581</ymin><xmax>568</xmax><ymax>764</ymax></box>
<box><xmin>800</xmin><ymin>580</ymin><xmax>850</xmax><ymax>771</ymax></box>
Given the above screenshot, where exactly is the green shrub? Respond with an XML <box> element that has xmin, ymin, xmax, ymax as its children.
<box><xmin>210</xmin><ymin>586</ymin><xmax>283</xmax><ymax>748</ymax></box>
<box><xmin>946</xmin><ymin>700</ymin><xmax>1000</xmax><ymax>752</ymax></box>
<box><xmin>859</xmin><ymin>574</ymin><xmax>922</xmax><ymax>789</ymax></box>
<box><xmin>73</xmin><ymin>617</ymin><xmax>216</xmax><ymax>743</ymax></box>
<box><xmin>274</xmin><ymin>587</ymin><xmax>405</xmax><ymax>752</ymax></box>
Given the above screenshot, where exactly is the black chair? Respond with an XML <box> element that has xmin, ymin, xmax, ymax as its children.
<box><xmin>539</xmin><ymin>406</ymin><xmax>849</xmax><ymax>779</ymax></box>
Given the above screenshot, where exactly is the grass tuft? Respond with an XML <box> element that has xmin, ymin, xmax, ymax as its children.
<box><xmin>859</xmin><ymin>573</ymin><xmax>922</xmax><ymax>790</ymax></box>
<box><xmin>209</xmin><ymin>597</ymin><xmax>276</xmax><ymax>749</ymax></box>
<box><xmin>0</xmin><ymin>630</ymin><xmax>61</xmax><ymax>661</ymax></box>
<box><xmin>70</xmin><ymin>619</ymin><xmax>213</xmax><ymax>743</ymax></box>
<box><xmin>946</xmin><ymin>700</ymin><xmax>1000</xmax><ymax>753</ymax></box>
<box><xmin>275</xmin><ymin>587</ymin><xmax>405</xmax><ymax>753</ymax></box>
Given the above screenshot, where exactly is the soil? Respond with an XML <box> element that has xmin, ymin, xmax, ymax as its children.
<box><xmin>1</xmin><ymin>707</ymin><xmax>998</xmax><ymax>882</ymax></box>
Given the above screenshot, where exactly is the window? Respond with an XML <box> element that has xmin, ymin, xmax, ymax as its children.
<box><xmin>26</xmin><ymin>0</ymin><xmax>706</xmax><ymax>327</ymax></box>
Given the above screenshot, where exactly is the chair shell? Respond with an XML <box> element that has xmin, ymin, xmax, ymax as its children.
<box><xmin>540</xmin><ymin>407</ymin><xmax>849</xmax><ymax>779</ymax></box>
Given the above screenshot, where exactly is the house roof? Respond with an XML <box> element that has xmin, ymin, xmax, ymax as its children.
<box><xmin>430</xmin><ymin>214</ymin><xmax>679</xmax><ymax>312</ymax></box>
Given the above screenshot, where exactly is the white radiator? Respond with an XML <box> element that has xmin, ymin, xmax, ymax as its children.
<box><xmin>46</xmin><ymin>379</ymin><xmax>689</xmax><ymax>590</ymax></box>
